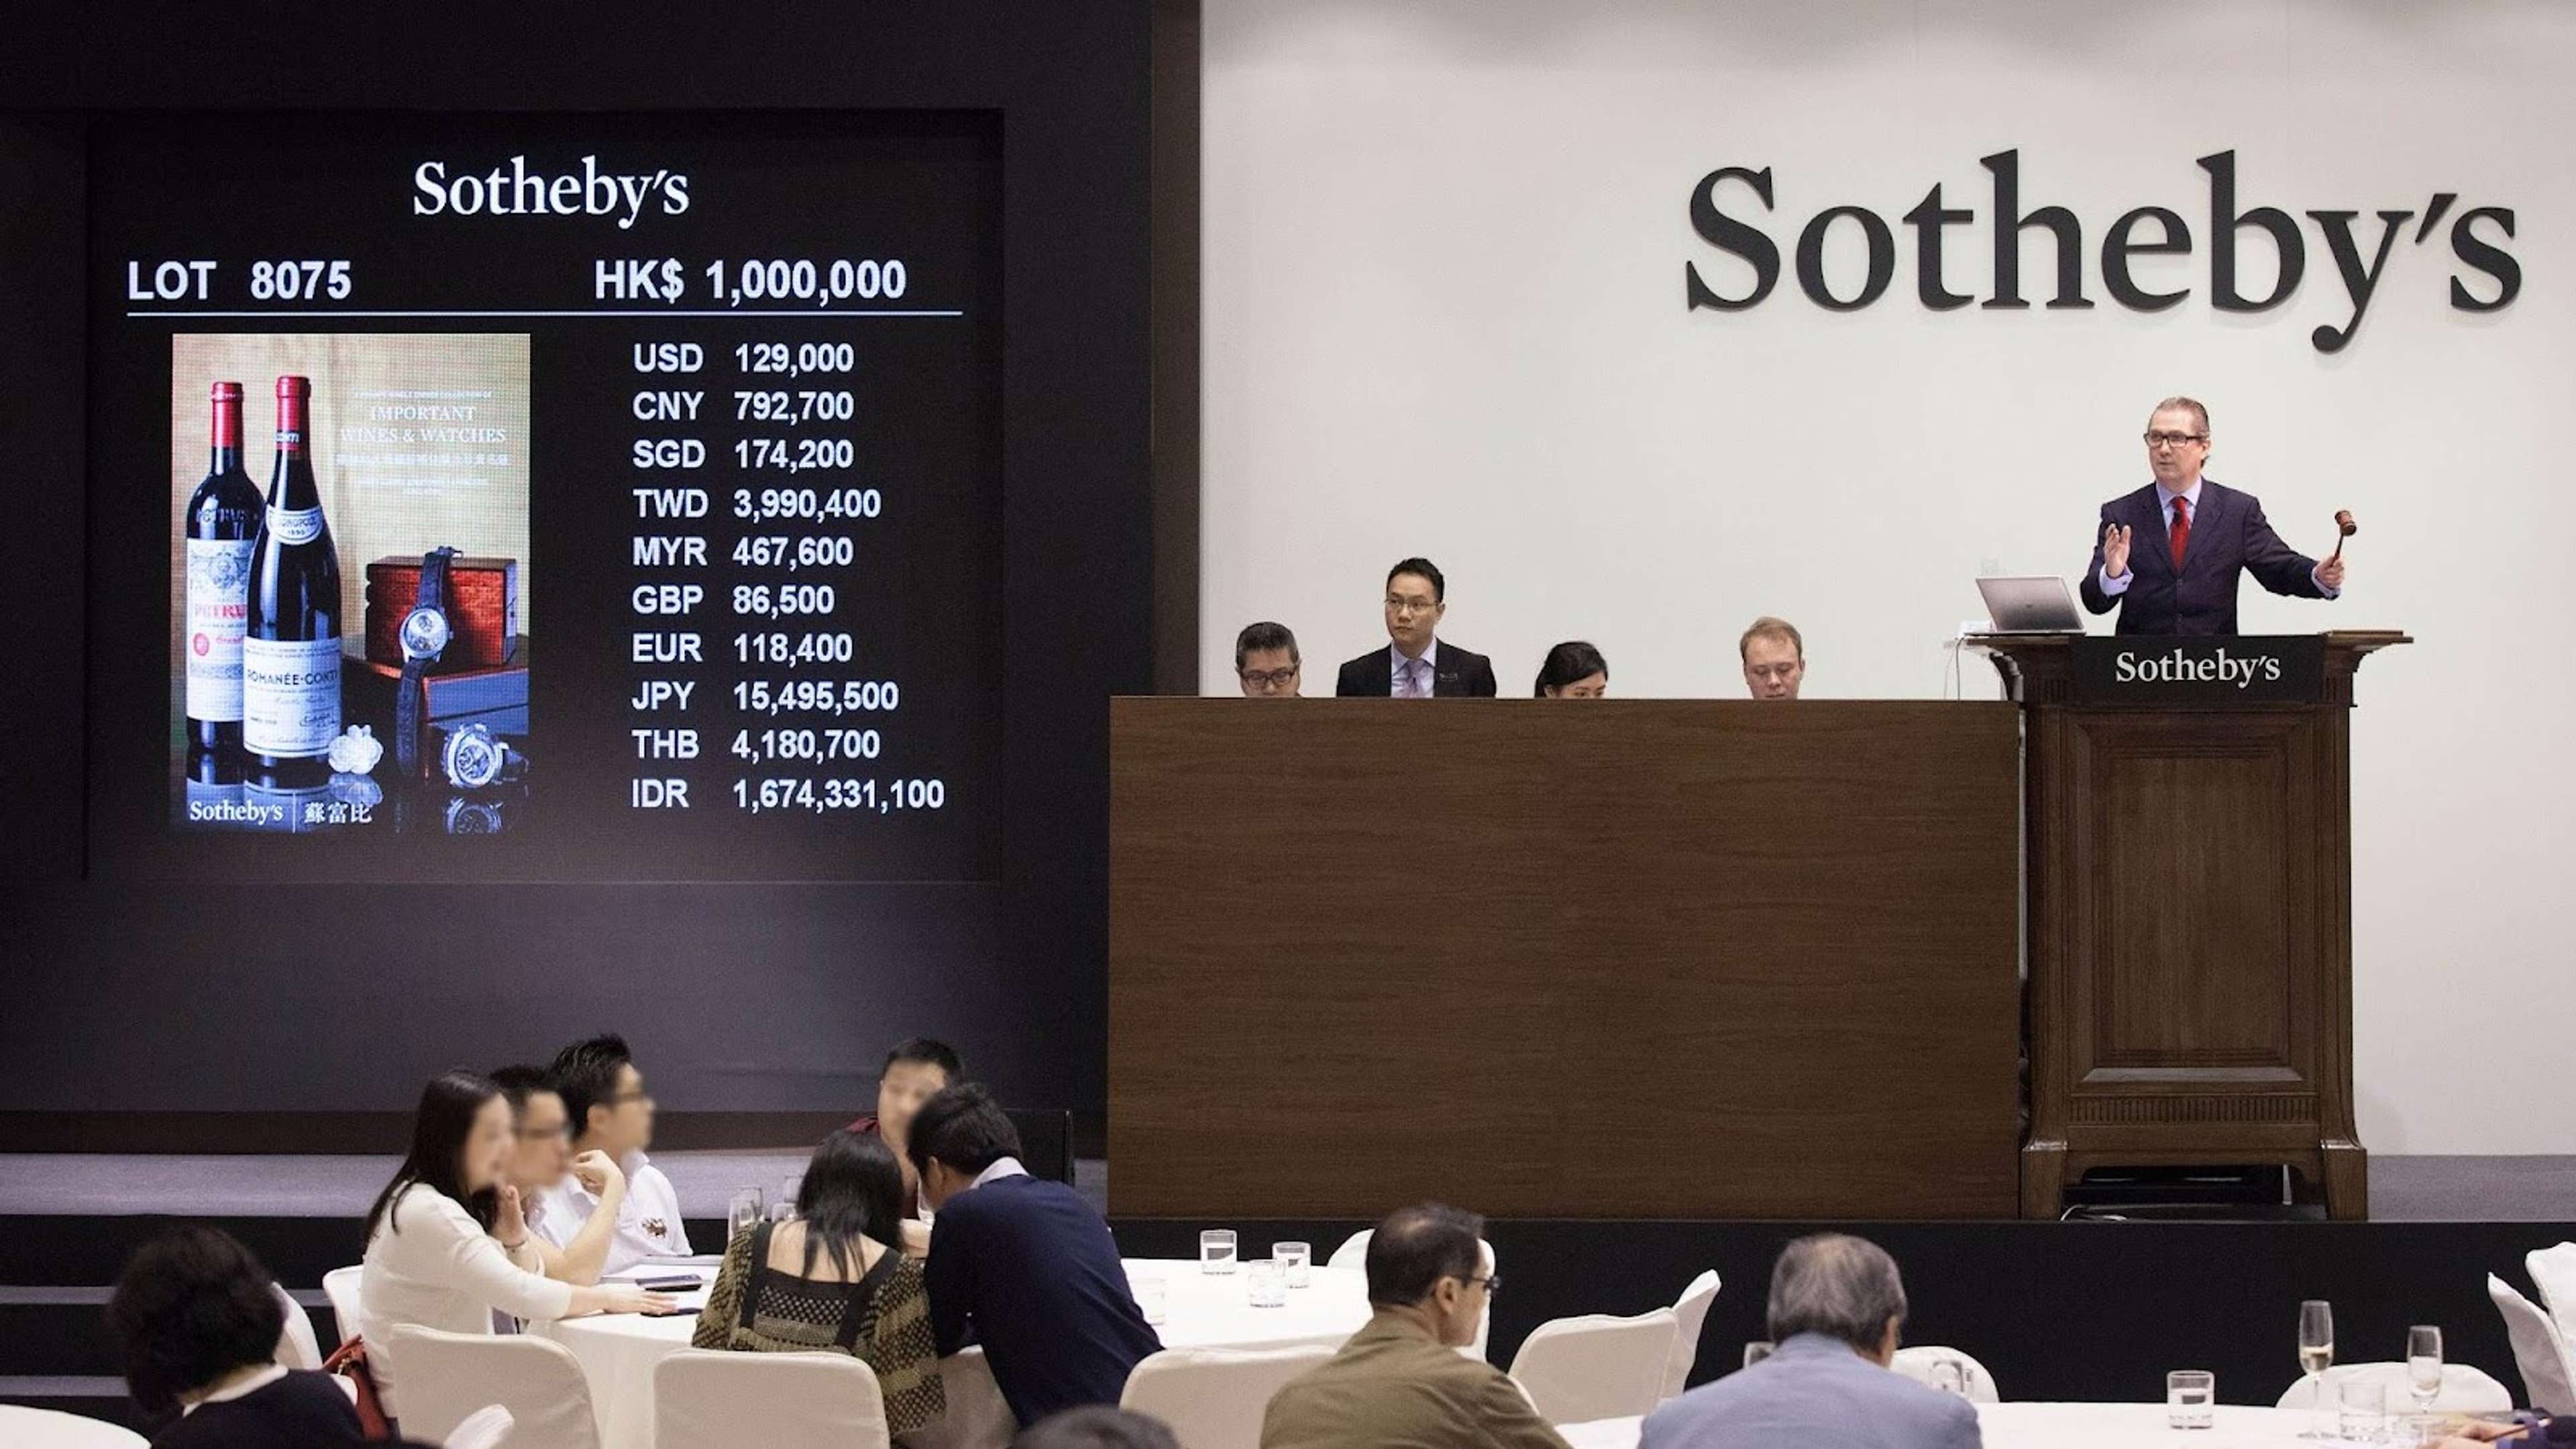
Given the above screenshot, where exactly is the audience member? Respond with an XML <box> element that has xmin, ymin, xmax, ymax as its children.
<box><xmin>849</xmin><ymin>1036</ymin><xmax>961</xmax><ymax>1226</ymax></box>
<box><xmin>1739</xmin><ymin>616</ymin><xmax>1807</xmax><ymax>700</ymax></box>
<box><xmin>1534</xmin><ymin>641</ymin><xmax>1609</xmax><ymax>698</ymax></box>
<box><xmin>694</xmin><ymin>1128</ymin><xmax>945</xmax><ymax>1433</ymax></box>
<box><xmin>1236</xmin><ymin>622</ymin><xmax>1304</xmax><ymax>697</ymax></box>
<box><xmin>489</xmin><ymin>1063</ymin><xmax>625</xmax><ymax>1285</ymax></box>
<box><xmin>355</xmin><ymin>1071</ymin><xmax>672</xmax><ymax>1418</ymax></box>
<box><xmin>1016</xmin><ymin>1407</ymin><xmax>1183</xmax><ymax>1449</ymax></box>
<box><xmin>910</xmin><ymin>1081</ymin><xmax>1162</xmax><ymax>1426</ymax></box>
<box><xmin>1335</xmin><ymin>558</ymin><xmax>1498</xmax><ymax>698</ymax></box>
<box><xmin>1641</xmin><ymin>1233</ymin><xmax>1978</xmax><ymax>1449</ymax></box>
<box><xmin>530</xmin><ymin>1033</ymin><xmax>690</xmax><ymax>1275</ymax></box>
<box><xmin>107</xmin><ymin>1226</ymin><xmax>368</xmax><ymax>1448</ymax></box>
<box><xmin>1261</xmin><ymin>1203</ymin><xmax>1566</xmax><ymax>1449</ymax></box>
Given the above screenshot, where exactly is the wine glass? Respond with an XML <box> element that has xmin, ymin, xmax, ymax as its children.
<box><xmin>2407</xmin><ymin>1325</ymin><xmax>2444</xmax><ymax>1422</ymax></box>
<box><xmin>2298</xmin><ymin>1301</ymin><xmax>2334</xmax><ymax>1438</ymax></box>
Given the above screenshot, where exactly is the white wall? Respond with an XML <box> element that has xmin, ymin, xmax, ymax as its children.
<box><xmin>1201</xmin><ymin>0</ymin><xmax>2576</xmax><ymax>1154</ymax></box>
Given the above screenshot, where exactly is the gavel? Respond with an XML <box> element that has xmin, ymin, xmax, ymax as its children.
<box><xmin>2329</xmin><ymin>509</ymin><xmax>2357</xmax><ymax>562</ymax></box>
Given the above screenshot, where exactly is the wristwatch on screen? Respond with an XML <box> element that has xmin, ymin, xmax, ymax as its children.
<box><xmin>441</xmin><ymin>722</ymin><xmax>528</xmax><ymax>792</ymax></box>
<box><xmin>396</xmin><ymin>547</ymin><xmax>459</xmax><ymax>777</ymax></box>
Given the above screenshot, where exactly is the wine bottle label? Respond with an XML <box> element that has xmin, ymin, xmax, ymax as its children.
<box><xmin>267</xmin><ymin>505</ymin><xmax>326</xmax><ymax>546</ymax></box>
<box><xmin>241</xmin><ymin>635</ymin><xmax>342</xmax><ymax>757</ymax></box>
<box><xmin>182</xmin><ymin>538</ymin><xmax>256</xmax><ymax>721</ymax></box>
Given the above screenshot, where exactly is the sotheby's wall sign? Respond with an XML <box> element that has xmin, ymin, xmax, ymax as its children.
<box><xmin>1685</xmin><ymin>150</ymin><xmax>2518</xmax><ymax>353</ymax></box>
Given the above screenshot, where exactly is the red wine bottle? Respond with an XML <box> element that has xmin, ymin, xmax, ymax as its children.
<box><xmin>182</xmin><ymin>381</ymin><xmax>264</xmax><ymax>755</ymax></box>
<box><xmin>241</xmin><ymin>376</ymin><xmax>343</xmax><ymax>780</ymax></box>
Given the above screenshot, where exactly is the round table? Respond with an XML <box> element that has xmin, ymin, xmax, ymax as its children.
<box><xmin>538</xmin><ymin>1258</ymin><xmax>1372</xmax><ymax>1449</ymax></box>
<box><xmin>1559</xmin><ymin>1401</ymin><xmax>2390</xmax><ymax>1448</ymax></box>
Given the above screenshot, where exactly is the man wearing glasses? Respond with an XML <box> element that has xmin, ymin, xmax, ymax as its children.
<box><xmin>1234</xmin><ymin>621</ymin><xmax>1304</xmax><ymax>698</ymax></box>
<box><xmin>529</xmin><ymin>1034</ymin><xmax>691</xmax><ymax>1277</ymax></box>
<box><xmin>1333</xmin><ymin>557</ymin><xmax>1499</xmax><ymax>698</ymax></box>
<box><xmin>2078</xmin><ymin>396</ymin><xmax>2345</xmax><ymax>635</ymax></box>
<box><xmin>1262</xmin><ymin>1203</ymin><xmax>1563</xmax><ymax>1449</ymax></box>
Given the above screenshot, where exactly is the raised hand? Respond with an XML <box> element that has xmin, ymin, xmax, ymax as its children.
<box><xmin>2102</xmin><ymin>523</ymin><xmax>2133</xmax><ymax>579</ymax></box>
<box><xmin>494</xmin><ymin>1183</ymin><xmax>528</xmax><ymax>1244</ymax></box>
<box><xmin>571</xmin><ymin>1150</ymin><xmax>625</xmax><ymax>1196</ymax></box>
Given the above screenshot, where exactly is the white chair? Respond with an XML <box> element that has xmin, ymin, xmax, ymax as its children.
<box><xmin>1509</xmin><ymin>1309</ymin><xmax>1682</xmax><ymax>1424</ymax></box>
<box><xmin>655</xmin><ymin>1348</ymin><xmax>892</xmax><ymax>1449</ymax></box>
<box><xmin>321</xmin><ymin>1265</ymin><xmax>365</xmax><ymax>1348</ymax></box>
<box><xmin>0</xmin><ymin>1407</ymin><xmax>149</xmax><ymax>1448</ymax></box>
<box><xmin>2530</xmin><ymin>1243</ymin><xmax>2576</xmax><ymax>1345</ymax></box>
<box><xmin>384</xmin><ymin>1323</ymin><xmax>602</xmax><ymax>1449</ymax></box>
<box><xmin>1662</xmin><ymin>1270</ymin><xmax>1721</xmax><ymax>1400</ymax></box>
<box><xmin>1891</xmin><ymin>1345</ymin><xmax>2001</xmax><ymax>1403</ymax></box>
<box><xmin>272</xmin><ymin>1281</ymin><xmax>323</xmax><ymax>1370</ymax></box>
<box><xmin>2490</xmin><ymin>1273</ymin><xmax>2576</xmax><ymax>1411</ymax></box>
<box><xmin>2275</xmin><ymin>1360</ymin><xmax>2513</xmax><ymax>1413</ymax></box>
<box><xmin>1120</xmin><ymin>1344</ymin><xmax>1334</xmax><ymax>1449</ymax></box>
<box><xmin>445</xmin><ymin>1405</ymin><xmax>518</xmax><ymax>1449</ymax></box>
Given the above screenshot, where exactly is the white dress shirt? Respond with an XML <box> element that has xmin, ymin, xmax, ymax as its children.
<box><xmin>1386</xmin><ymin>639</ymin><xmax>1439</xmax><ymax>697</ymax></box>
<box><xmin>969</xmin><ymin>1155</ymin><xmax>1030</xmax><ymax>1189</ymax></box>
<box><xmin>528</xmin><ymin>1149</ymin><xmax>691</xmax><ymax>1277</ymax></box>
<box><xmin>182</xmin><ymin>1362</ymin><xmax>288</xmax><ymax>1415</ymax></box>
<box><xmin>355</xmin><ymin>1183</ymin><xmax>574</xmax><ymax>1416</ymax></box>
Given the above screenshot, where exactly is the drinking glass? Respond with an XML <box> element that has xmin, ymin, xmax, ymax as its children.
<box><xmin>1273</xmin><ymin>1241</ymin><xmax>1312</xmax><ymax>1289</ymax></box>
<box><xmin>2407</xmin><ymin>1326</ymin><xmax>2445</xmax><ymax>1420</ymax></box>
<box><xmin>728</xmin><ymin>1187</ymin><xmax>765</xmax><ymax>1237</ymax></box>
<box><xmin>2298</xmin><ymin>1300</ymin><xmax>2334</xmax><ymax>1438</ymax></box>
<box><xmin>771</xmin><ymin>1173</ymin><xmax>801</xmax><ymax>1222</ymax></box>
<box><xmin>1200</xmin><ymin>1228</ymin><xmax>1238</xmax><ymax>1275</ymax></box>
<box><xmin>2165</xmin><ymin>1370</ymin><xmax>2216</xmax><ymax>1430</ymax></box>
<box><xmin>1133</xmin><ymin>1272</ymin><xmax>1167</xmax><ymax>1326</ymax></box>
<box><xmin>1247</xmin><ymin>1260</ymin><xmax>1286</xmax><ymax>1308</ymax></box>
<box><xmin>1742</xmin><ymin>1341</ymin><xmax>1774</xmax><ymax>1369</ymax></box>
<box><xmin>2338</xmin><ymin>1377</ymin><xmax>2386</xmax><ymax>1441</ymax></box>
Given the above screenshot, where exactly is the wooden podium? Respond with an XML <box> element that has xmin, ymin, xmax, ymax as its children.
<box><xmin>1977</xmin><ymin>631</ymin><xmax>2408</xmax><ymax>1220</ymax></box>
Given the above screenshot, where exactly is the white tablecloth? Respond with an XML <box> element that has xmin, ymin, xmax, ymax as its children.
<box><xmin>537</xmin><ymin>1257</ymin><xmax>1372</xmax><ymax>1449</ymax></box>
<box><xmin>1558</xmin><ymin>1401</ymin><xmax>2420</xmax><ymax>1449</ymax></box>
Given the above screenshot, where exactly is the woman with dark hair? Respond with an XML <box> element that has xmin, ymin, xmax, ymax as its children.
<box><xmin>106</xmin><ymin>1226</ymin><xmax>364</xmax><ymax>1447</ymax></box>
<box><xmin>355</xmin><ymin>1071</ymin><xmax>674</xmax><ymax>1418</ymax></box>
<box><xmin>694</xmin><ymin>1128</ymin><xmax>945</xmax><ymax>1434</ymax></box>
<box><xmin>1534</xmin><ymin>641</ymin><xmax>1609</xmax><ymax>698</ymax></box>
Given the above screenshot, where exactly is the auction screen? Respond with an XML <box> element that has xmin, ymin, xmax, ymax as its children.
<box><xmin>86</xmin><ymin>113</ymin><xmax>1002</xmax><ymax>881</ymax></box>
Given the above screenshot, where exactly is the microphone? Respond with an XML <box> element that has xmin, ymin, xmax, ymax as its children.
<box><xmin>2329</xmin><ymin>509</ymin><xmax>2357</xmax><ymax>562</ymax></box>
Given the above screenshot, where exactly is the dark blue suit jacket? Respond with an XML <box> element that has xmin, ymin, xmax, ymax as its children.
<box><xmin>2077</xmin><ymin>478</ymin><xmax>2329</xmax><ymax>635</ymax></box>
<box><xmin>922</xmin><ymin>1173</ymin><xmax>1162</xmax><ymax>1426</ymax></box>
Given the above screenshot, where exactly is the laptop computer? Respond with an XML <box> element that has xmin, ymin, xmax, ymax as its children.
<box><xmin>1974</xmin><ymin>576</ymin><xmax>2085</xmax><ymax>633</ymax></box>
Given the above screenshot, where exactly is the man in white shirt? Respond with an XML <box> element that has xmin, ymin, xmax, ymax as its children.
<box><xmin>528</xmin><ymin>1034</ymin><xmax>690</xmax><ymax>1276</ymax></box>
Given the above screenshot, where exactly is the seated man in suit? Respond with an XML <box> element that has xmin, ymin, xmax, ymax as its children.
<box><xmin>1740</xmin><ymin>616</ymin><xmax>1806</xmax><ymax>700</ymax></box>
<box><xmin>1334</xmin><ymin>557</ymin><xmax>1499</xmax><ymax>697</ymax></box>
<box><xmin>911</xmin><ymin>1082</ymin><xmax>1162</xmax><ymax>1427</ymax></box>
<box><xmin>1644</xmin><ymin>1234</ymin><xmax>1978</xmax><ymax>1449</ymax></box>
<box><xmin>1261</xmin><ymin>1203</ymin><xmax>1568</xmax><ymax>1449</ymax></box>
<box><xmin>2078</xmin><ymin>396</ymin><xmax>2346</xmax><ymax>635</ymax></box>
<box><xmin>1235</xmin><ymin>621</ymin><xmax>1304</xmax><ymax>697</ymax></box>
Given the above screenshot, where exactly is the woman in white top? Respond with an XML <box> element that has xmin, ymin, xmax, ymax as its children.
<box><xmin>355</xmin><ymin>1070</ymin><xmax>674</xmax><ymax>1418</ymax></box>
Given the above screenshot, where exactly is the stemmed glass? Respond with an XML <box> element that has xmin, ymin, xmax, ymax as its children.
<box><xmin>2298</xmin><ymin>1301</ymin><xmax>2334</xmax><ymax>1439</ymax></box>
<box><xmin>2407</xmin><ymin>1326</ymin><xmax>2445</xmax><ymax>1425</ymax></box>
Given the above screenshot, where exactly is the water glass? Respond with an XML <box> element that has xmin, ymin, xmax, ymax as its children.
<box><xmin>2407</xmin><ymin>1325</ymin><xmax>2444</xmax><ymax>1417</ymax></box>
<box><xmin>1273</xmin><ymin>1241</ymin><xmax>1312</xmax><ymax>1288</ymax></box>
<box><xmin>1247</xmin><ymin>1260</ymin><xmax>1286</xmax><ymax>1308</ymax></box>
<box><xmin>1742</xmin><ymin>1341</ymin><xmax>1774</xmax><ymax>1369</ymax></box>
<box><xmin>772</xmin><ymin>1173</ymin><xmax>801</xmax><ymax>1222</ymax></box>
<box><xmin>1200</xmin><ymin>1228</ymin><xmax>1238</xmax><ymax>1275</ymax></box>
<box><xmin>2339</xmin><ymin>1378</ymin><xmax>2386</xmax><ymax>1441</ymax></box>
<box><xmin>2165</xmin><ymin>1370</ymin><xmax>2216</xmax><ymax>1430</ymax></box>
<box><xmin>1133</xmin><ymin>1273</ymin><xmax>1167</xmax><ymax>1326</ymax></box>
<box><xmin>728</xmin><ymin>1187</ymin><xmax>765</xmax><ymax>1237</ymax></box>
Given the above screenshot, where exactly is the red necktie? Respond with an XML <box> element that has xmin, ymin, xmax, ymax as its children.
<box><xmin>2169</xmin><ymin>495</ymin><xmax>2191</xmax><ymax>568</ymax></box>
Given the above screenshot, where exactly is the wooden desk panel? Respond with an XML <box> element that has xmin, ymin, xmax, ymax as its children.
<box><xmin>1108</xmin><ymin>700</ymin><xmax>2023</xmax><ymax>1220</ymax></box>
